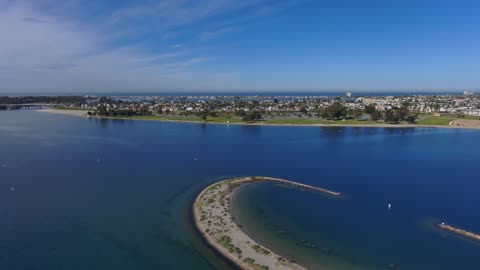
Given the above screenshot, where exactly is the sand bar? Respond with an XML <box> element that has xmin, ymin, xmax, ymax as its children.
<box><xmin>438</xmin><ymin>223</ymin><xmax>480</xmax><ymax>242</ymax></box>
<box><xmin>193</xmin><ymin>176</ymin><xmax>340</xmax><ymax>270</ymax></box>
<box><xmin>37</xmin><ymin>108</ymin><xmax>90</xmax><ymax>117</ymax></box>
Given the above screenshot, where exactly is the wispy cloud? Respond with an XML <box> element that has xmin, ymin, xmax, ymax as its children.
<box><xmin>22</xmin><ymin>16</ymin><xmax>48</xmax><ymax>23</ymax></box>
<box><xmin>161</xmin><ymin>31</ymin><xmax>180</xmax><ymax>41</ymax></box>
<box><xmin>174</xmin><ymin>57</ymin><xmax>213</xmax><ymax>67</ymax></box>
<box><xmin>108</xmin><ymin>0</ymin><xmax>262</xmax><ymax>28</ymax></box>
<box><xmin>199</xmin><ymin>27</ymin><xmax>241</xmax><ymax>41</ymax></box>
<box><xmin>206</xmin><ymin>0</ymin><xmax>307</xmax><ymax>29</ymax></box>
<box><xmin>38</xmin><ymin>63</ymin><xmax>77</xmax><ymax>70</ymax></box>
<box><xmin>133</xmin><ymin>53</ymin><xmax>184</xmax><ymax>65</ymax></box>
<box><xmin>0</xmin><ymin>3</ymin><xmax>220</xmax><ymax>92</ymax></box>
<box><xmin>0</xmin><ymin>0</ymin><xmax>305</xmax><ymax>92</ymax></box>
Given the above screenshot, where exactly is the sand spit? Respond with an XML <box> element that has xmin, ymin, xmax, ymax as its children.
<box><xmin>438</xmin><ymin>223</ymin><xmax>480</xmax><ymax>242</ymax></box>
<box><xmin>37</xmin><ymin>108</ymin><xmax>89</xmax><ymax>117</ymax></box>
<box><xmin>193</xmin><ymin>176</ymin><xmax>340</xmax><ymax>270</ymax></box>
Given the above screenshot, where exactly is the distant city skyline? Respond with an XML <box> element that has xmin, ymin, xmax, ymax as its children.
<box><xmin>1</xmin><ymin>0</ymin><xmax>480</xmax><ymax>93</ymax></box>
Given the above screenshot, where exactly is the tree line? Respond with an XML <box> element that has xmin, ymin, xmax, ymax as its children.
<box><xmin>318</xmin><ymin>102</ymin><xmax>417</xmax><ymax>123</ymax></box>
<box><xmin>94</xmin><ymin>105</ymin><xmax>152</xmax><ymax>117</ymax></box>
<box><xmin>91</xmin><ymin>100</ymin><xmax>418</xmax><ymax>124</ymax></box>
<box><xmin>0</xmin><ymin>96</ymin><xmax>87</xmax><ymax>105</ymax></box>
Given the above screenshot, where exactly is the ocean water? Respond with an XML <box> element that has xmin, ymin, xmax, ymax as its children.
<box><xmin>1</xmin><ymin>110</ymin><xmax>479</xmax><ymax>270</ymax></box>
<box><xmin>234</xmin><ymin>132</ymin><xmax>480</xmax><ymax>270</ymax></box>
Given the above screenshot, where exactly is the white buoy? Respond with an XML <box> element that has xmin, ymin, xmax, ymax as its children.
<box><xmin>195</xmin><ymin>157</ymin><xmax>197</xmax><ymax>161</ymax></box>
<box><xmin>388</xmin><ymin>203</ymin><xmax>392</xmax><ymax>210</ymax></box>
<box><xmin>11</xmin><ymin>187</ymin><xmax>14</xmax><ymax>191</ymax></box>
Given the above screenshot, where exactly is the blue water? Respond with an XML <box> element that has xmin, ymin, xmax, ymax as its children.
<box><xmin>234</xmin><ymin>129</ymin><xmax>480</xmax><ymax>270</ymax></box>
<box><xmin>1</xmin><ymin>111</ymin><xmax>479</xmax><ymax>270</ymax></box>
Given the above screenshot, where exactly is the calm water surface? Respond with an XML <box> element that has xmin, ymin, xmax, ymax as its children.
<box><xmin>1</xmin><ymin>111</ymin><xmax>479</xmax><ymax>270</ymax></box>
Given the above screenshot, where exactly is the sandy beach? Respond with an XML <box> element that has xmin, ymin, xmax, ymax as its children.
<box><xmin>193</xmin><ymin>176</ymin><xmax>340</xmax><ymax>270</ymax></box>
<box><xmin>37</xmin><ymin>108</ymin><xmax>90</xmax><ymax>117</ymax></box>
<box><xmin>449</xmin><ymin>119</ymin><xmax>480</xmax><ymax>128</ymax></box>
<box><xmin>37</xmin><ymin>108</ymin><xmax>480</xmax><ymax>129</ymax></box>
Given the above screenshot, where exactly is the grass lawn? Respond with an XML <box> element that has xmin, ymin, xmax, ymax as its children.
<box><xmin>110</xmin><ymin>114</ymin><xmax>411</xmax><ymax>126</ymax></box>
<box><xmin>417</xmin><ymin>116</ymin><xmax>453</xmax><ymax>126</ymax></box>
<box><xmin>130</xmin><ymin>115</ymin><xmax>201</xmax><ymax>121</ymax></box>
<box><xmin>204</xmin><ymin>115</ymin><xmax>243</xmax><ymax>123</ymax></box>
<box><xmin>416</xmin><ymin>113</ymin><xmax>480</xmax><ymax>126</ymax></box>
<box><xmin>92</xmin><ymin>112</ymin><xmax>477</xmax><ymax>127</ymax></box>
<box><xmin>129</xmin><ymin>114</ymin><xmax>243</xmax><ymax>123</ymax></box>
<box><xmin>416</xmin><ymin>113</ymin><xmax>470</xmax><ymax>126</ymax></box>
<box><xmin>54</xmin><ymin>105</ymin><xmax>92</xmax><ymax>111</ymax></box>
<box><xmin>437</xmin><ymin>113</ymin><xmax>478</xmax><ymax>120</ymax></box>
<box><xmin>263</xmin><ymin>118</ymin><xmax>382</xmax><ymax>125</ymax></box>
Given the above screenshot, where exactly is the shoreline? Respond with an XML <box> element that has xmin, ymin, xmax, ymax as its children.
<box><xmin>37</xmin><ymin>108</ymin><xmax>90</xmax><ymax>117</ymax></box>
<box><xmin>188</xmin><ymin>190</ymin><xmax>243</xmax><ymax>270</ymax></box>
<box><xmin>193</xmin><ymin>176</ymin><xmax>341</xmax><ymax>270</ymax></box>
<box><xmin>36</xmin><ymin>108</ymin><xmax>480</xmax><ymax>130</ymax></box>
<box><xmin>229</xmin><ymin>183</ymin><xmax>317</xmax><ymax>270</ymax></box>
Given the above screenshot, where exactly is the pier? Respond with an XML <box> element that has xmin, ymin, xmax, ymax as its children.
<box><xmin>0</xmin><ymin>104</ymin><xmax>54</xmax><ymax>110</ymax></box>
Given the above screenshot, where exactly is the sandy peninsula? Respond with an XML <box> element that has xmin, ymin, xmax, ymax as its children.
<box><xmin>37</xmin><ymin>108</ymin><xmax>90</xmax><ymax>117</ymax></box>
<box><xmin>193</xmin><ymin>176</ymin><xmax>340</xmax><ymax>270</ymax></box>
<box><xmin>438</xmin><ymin>223</ymin><xmax>480</xmax><ymax>242</ymax></box>
<box><xmin>37</xmin><ymin>108</ymin><xmax>480</xmax><ymax>129</ymax></box>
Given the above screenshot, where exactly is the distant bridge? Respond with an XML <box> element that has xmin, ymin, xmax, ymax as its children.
<box><xmin>0</xmin><ymin>104</ymin><xmax>55</xmax><ymax>110</ymax></box>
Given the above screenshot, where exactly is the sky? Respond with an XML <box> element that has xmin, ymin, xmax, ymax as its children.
<box><xmin>1</xmin><ymin>0</ymin><xmax>480</xmax><ymax>93</ymax></box>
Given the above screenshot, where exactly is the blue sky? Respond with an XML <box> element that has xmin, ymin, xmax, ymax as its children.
<box><xmin>1</xmin><ymin>0</ymin><xmax>479</xmax><ymax>93</ymax></box>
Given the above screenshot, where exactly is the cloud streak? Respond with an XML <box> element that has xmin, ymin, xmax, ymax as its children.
<box><xmin>199</xmin><ymin>27</ymin><xmax>241</xmax><ymax>41</ymax></box>
<box><xmin>0</xmin><ymin>3</ymin><xmax>222</xmax><ymax>92</ymax></box>
<box><xmin>107</xmin><ymin>0</ymin><xmax>262</xmax><ymax>28</ymax></box>
<box><xmin>0</xmin><ymin>0</ymin><xmax>303</xmax><ymax>93</ymax></box>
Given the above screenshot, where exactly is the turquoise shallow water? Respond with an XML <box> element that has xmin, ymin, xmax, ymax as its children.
<box><xmin>1</xmin><ymin>110</ymin><xmax>479</xmax><ymax>270</ymax></box>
